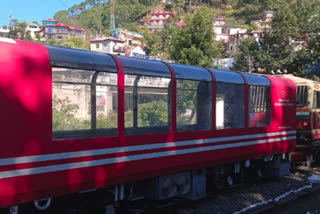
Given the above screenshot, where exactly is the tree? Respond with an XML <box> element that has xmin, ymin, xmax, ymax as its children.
<box><xmin>232</xmin><ymin>37</ymin><xmax>260</xmax><ymax>71</ymax></box>
<box><xmin>143</xmin><ymin>30</ymin><xmax>163</xmax><ymax>56</ymax></box>
<box><xmin>9</xmin><ymin>21</ymin><xmax>27</xmax><ymax>40</ymax></box>
<box><xmin>168</xmin><ymin>6</ymin><xmax>223</xmax><ymax>66</ymax></box>
<box><xmin>58</xmin><ymin>37</ymin><xmax>90</xmax><ymax>50</ymax></box>
<box><xmin>25</xmin><ymin>32</ymin><xmax>33</xmax><ymax>41</ymax></box>
<box><xmin>54</xmin><ymin>10</ymin><xmax>70</xmax><ymax>25</ymax></box>
<box><xmin>53</xmin><ymin>96</ymin><xmax>80</xmax><ymax>131</ymax></box>
<box><xmin>138</xmin><ymin>100</ymin><xmax>168</xmax><ymax>126</ymax></box>
<box><xmin>291</xmin><ymin>0</ymin><xmax>320</xmax><ymax>76</ymax></box>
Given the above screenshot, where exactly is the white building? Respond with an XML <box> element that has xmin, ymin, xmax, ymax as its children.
<box><xmin>130</xmin><ymin>46</ymin><xmax>146</xmax><ymax>58</ymax></box>
<box><xmin>229</xmin><ymin>27</ymin><xmax>247</xmax><ymax>35</ymax></box>
<box><xmin>90</xmin><ymin>37</ymin><xmax>126</xmax><ymax>55</ymax></box>
<box><xmin>0</xmin><ymin>26</ymin><xmax>9</xmax><ymax>38</ymax></box>
<box><xmin>25</xmin><ymin>22</ymin><xmax>40</xmax><ymax>40</ymax></box>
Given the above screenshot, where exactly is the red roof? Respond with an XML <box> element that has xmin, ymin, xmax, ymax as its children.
<box><xmin>90</xmin><ymin>37</ymin><xmax>126</xmax><ymax>43</ymax></box>
<box><xmin>40</xmin><ymin>22</ymin><xmax>86</xmax><ymax>32</ymax></box>
<box><xmin>215</xmin><ymin>16</ymin><xmax>224</xmax><ymax>21</ymax></box>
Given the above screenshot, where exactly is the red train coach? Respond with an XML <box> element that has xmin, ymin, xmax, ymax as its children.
<box><xmin>0</xmin><ymin>39</ymin><xmax>296</xmax><ymax>211</ymax></box>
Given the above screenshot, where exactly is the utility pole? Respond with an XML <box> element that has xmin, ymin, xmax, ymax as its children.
<box><xmin>110</xmin><ymin>0</ymin><xmax>116</xmax><ymax>31</ymax></box>
<box><xmin>9</xmin><ymin>12</ymin><xmax>14</xmax><ymax>28</ymax></box>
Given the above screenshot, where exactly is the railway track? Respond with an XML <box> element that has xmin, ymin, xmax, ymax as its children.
<box><xmin>12</xmin><ymin>165</ymin><xmax>320</xmax><ymax>214</ymax></box>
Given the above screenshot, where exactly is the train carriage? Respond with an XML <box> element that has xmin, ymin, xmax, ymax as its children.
<box><xmin>282</xmin><ymin>75</ymin><xmax>320</xmax><ymax>167</ymax></box>
<box><xmin>0</xmin><ymin>39</ymin><xmax>296</xmax><ymax>211</ymax></box>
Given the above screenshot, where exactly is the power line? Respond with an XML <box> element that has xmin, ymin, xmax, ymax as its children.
<box><xmin>56</xmin><ymin>0</ymin><xmax>69</xmax><ymax>9</ymax></box>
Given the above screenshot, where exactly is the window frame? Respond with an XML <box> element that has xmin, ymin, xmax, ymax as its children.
<box><xmin>52</xmin><ymin>68</ymin><xmax>118</xmax><ymax>140</ymax></box>
<box><xmin>312</xmin><ymin>90</ymin><xmax>320</xmax><ymax>109</ymax></box>
<box><xmin>176</xmin><ymin>79</ymin><xmax>213</xmax><ymax>132</ymax></box>
<box><xmin>124</xmin><ymin>74</ymin><xmax>171</xmax><ymax>135</ymax></box>
<box><xmin>297</xmin><ymin>85</ymin><xmax>309</xmax><ymax>107</ymax></box>
<box><xmin>248</xmin><ymin>85</ymin><xmax>271</xmax><ymax>128</ymax></box>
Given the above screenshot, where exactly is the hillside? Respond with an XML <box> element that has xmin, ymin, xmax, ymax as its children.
<box><xmin>53</xmin><ymin>0</ymin><xmax>291</xmax><ymax>36</ymax></box>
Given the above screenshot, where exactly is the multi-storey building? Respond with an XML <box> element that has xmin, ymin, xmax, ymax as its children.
<box><xmin>250</xmin><ymin>10</ymin><xmax>274</xmax><ymax>31</ymax></box>
<box><xmin>38</xmin><ymin>18</ymin><xmax>86</xmax><ymax>41</ymax></box>
<box><xmin>228</xmin><ymin>30</ymin><xmax>263</xmax><ymax>56</ymax></box>
<box><xmin>89</xmin><ymin>37</ymin><xmax>127</xmax><ymax>55</ymax></box>
<box><xmin>25</xmin><ymin>22</ymin><xmax>40</xmax><ymax>40</ymax></box>
<box><xmin>111</xmin><ymin>28</ymin><xmax>143</xmax><ymax>47</ymax></box>
<box><xmin>144</xmin><ymin>11</ymin><xmax>173</xmax><ymax>32</ymax></box>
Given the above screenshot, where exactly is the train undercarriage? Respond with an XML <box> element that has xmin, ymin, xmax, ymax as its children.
<box><xmin>4</xmin><ymin>153</ymin><xmax>291</xmax><ymax>214</ymax></box>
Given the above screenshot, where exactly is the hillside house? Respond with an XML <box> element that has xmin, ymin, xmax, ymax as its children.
<box><xmin>250</xmin><ymin>10</ymin><xmax>274</xmax><ymax>31</ymax></box>
<box><xmin>25</xmin><ymin>22</ymin><xmax>40</xmax><ymax>40</ymax></box>
<box><xmin>38</xmin><ymin>18</ymin><xmax>86</xmax><ymax>41</ymax></box>
<box><xmin>90</xmin><ymin>37</ymin><xmax>127</xmax><ymax>55</ymax></box>
<box><xmin>111</xmin><ymin>28</ymin><xmax>143</xmax><ymax>47</ymax></box>
<box><xmin>228</xmin><ymin>30</ymin><xmax>263</xmax><ymax>56</ymax></box>
<box><xmin>145</xmin><ymin>11</ymin><xmax>173</xmax><ymax>31</ymax></box>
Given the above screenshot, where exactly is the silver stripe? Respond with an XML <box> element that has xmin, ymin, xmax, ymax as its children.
<box><xmin>0</xmin><ymin>136</ymin><xmax>296</xmax><ymax>179</ymax></box>
<box><xmin>0</xmin><ymin>131</ymin><xmax>296</xmax><ymax>166</ymax></box>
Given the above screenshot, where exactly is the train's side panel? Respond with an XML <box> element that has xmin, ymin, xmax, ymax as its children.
<box><xmin>0</xmin><ymin>39</ymin><xmax>52</xmax><ymax>205</ymax></box>
<box><xmin>0</xmin><ymin>40</ymin><xmax>296</xmax><ymax>206</ymax></box>
<box><xmin>268</xmin><ymin>76</ymin><xmax>296</xmax><ymax>134</ymax></box>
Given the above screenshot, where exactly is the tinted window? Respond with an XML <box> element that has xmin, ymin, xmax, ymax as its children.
<box><xmin>125</xmin><ymin>75</ymin><xmax>171</xmax><ymax>135</ymax></box>
<box><xmin>297</xmin><ymin>85</ymin><xmax>308</xmax><ymax>107</ymax></box>
<box><xmin>52</xmin><ymin>68</ymin><xmax>117</xmax><ymax>140</ymax></box>
<box><xmin>216</xmin><ymin>83</ymin><xmax>244</xmax><ymax>129</ymax></box>
<box><xmin>249</xmin><ymin>86</ymin><xmax>271</xmax><ymax>127</ymax></box>
<box><xmin>313</xmin><ymin>91</ymin><xmax>320</xmax><ymax>109</ymax></box>
<box><xmin>177</xmin><ymin>80</ymin><xmax>212</xmax><ymax>131</ymax></box>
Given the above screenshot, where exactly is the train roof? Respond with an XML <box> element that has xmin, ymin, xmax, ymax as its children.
<box><xmin>279</xmin><ymin>74</ymin><xmax>320</xmax><ymax>90</ymax></box>
<box><xmin>0</xmin><ymin>39</ymin><xmax>275</xmax><ymax>87</ymax></box>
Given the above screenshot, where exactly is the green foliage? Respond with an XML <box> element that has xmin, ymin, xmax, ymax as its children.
<box><xmin>168</xmin><ymin>6</ymin><xmax>223</xmax><ymax>66</ymax></box>
<box><xmin>35</xmin><ymin>32</ymin><xmax>41</xmax><ymax>41</ymax></box>
<box><xmin>246</xmin><ymin>23</ymin><xmax>258</xmax><ymax>32</ymax></box>
<box><xmin>255</xmin><ymin>7</ymin><xmax>297</xmax><ymax>72</ymax></box>
<box><xmin>97</xmin><ymin>111</ymin><xmax>118</xmax><ymax>128</ymax></box>
<box><xmin>53</xmin><ymin>10</ymin><xmax>70</xmax><ymax>25</ymax></box>
<box><xmin>232</xmin><ymin>37</ymin><xmax>260</xmax><ymax>71</ymax></box>
<box><xmin>138</xmin><ymin>100</ymin><xmax>168</xmax><ymax>126</ymax></box>
<box><xmin>233</xmin><ymin>1</ymin><xmax>320</xmax><ymax>74</ymax></box>
<box><xmin>25</xmin><ymin>32</ymin><xmax>33</xmax><ymax>41</ymax></box>
<box><xmin>53</xmin><ymin>96</ymin><xmax>90</xmax><ymax>131</ymax></box>
<box><xmin>143</xmin><ymin>30</ymin><xmax>164</xmax><ymax>56</ymax></box>
<box><xmin>58</xmin><ymin>37</ymin><xmax>90</xmax><ymax>50</ymax></box>
<box><xmin>9</xmin><ymin>21</ymin><xmax>27</xmax><ymax>40</ymax></box>
<box><xmin>176</xmin><ymin>80</ymin><xmax>198</xmax><ymax>124</ymax></box>
<box><xmin>54</xmin><ymin>0</ymin><xmax>161</xmax><ymax>34</ymax></box>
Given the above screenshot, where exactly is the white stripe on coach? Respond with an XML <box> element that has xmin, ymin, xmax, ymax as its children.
<box><xmin>0</xmin><ymin>135</ymin><xmax>296</xmax><ymax>179</ymax></box>
<box><xmin>0</xmin><ymin>131</ymin><xmax>296</xmax><ymax>166</ymax></box>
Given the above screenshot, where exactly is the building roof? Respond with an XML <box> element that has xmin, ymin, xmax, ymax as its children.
<box><xmin>111</xmin><ymin>27</ymin><xmax>123</xmax><ymax>32</ymax></box>
<box><xmin>39</xmin><ymin>22</ymin><xmax>86</xmax><ymax>32</ymax></box>
<box><xmin>216</xmin><ymin>16</ymin><xmax>225</xmax><ymax>21</ymax></box>
<box><xmin>42</xmin><ymin>18</ymin><xmax>58</xmax><ymax>22</ymax></box>
<box><xmin>90</xmin><ymin>37</ymin><xmax>126</xmax><ymax>43</ymax></box>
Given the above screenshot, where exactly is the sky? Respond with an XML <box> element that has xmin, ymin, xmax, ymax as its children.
<box><xmin>0</xmin><ymin>0</ymin><xmax>84</xmax><ymax>26</ymax></box>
